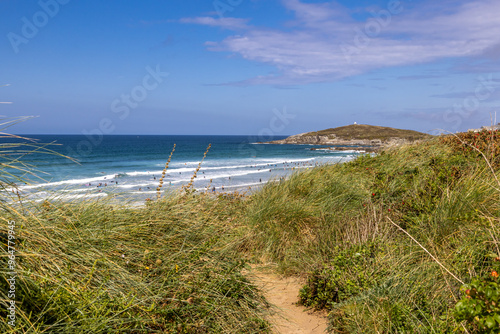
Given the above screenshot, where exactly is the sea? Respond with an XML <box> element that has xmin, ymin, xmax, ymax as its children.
<box><xmin>5</xmin><ymin>135</ymin><xmax>366</xmax><ymax>204</ymax></box>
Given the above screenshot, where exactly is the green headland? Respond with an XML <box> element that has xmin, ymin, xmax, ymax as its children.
<box><xmin>267</xmin><ymin>124</ymin><xmax>433</xmax><ymax>151</ymax></box>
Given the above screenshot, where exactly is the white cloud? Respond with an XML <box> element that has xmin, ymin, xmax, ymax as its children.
<box><xmin>282</xmin><ymin>0</ymin><xmax>350</xmax><ymax>24</ymax></box>
<box><xmin>179</xmin><ymin>16</ymin><xmax>249</xmax><ymax>30</ymax></box>
<box><xmin>183</xmin><ymin>0</ymin><xmax>500</xmax><ymax>85</ymax></box>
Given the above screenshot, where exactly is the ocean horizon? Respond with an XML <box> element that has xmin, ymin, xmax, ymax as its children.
<box><xmin>7</xmin><ymin>134</ymin><xmax>366</xmax><ymax>204</ymax></box>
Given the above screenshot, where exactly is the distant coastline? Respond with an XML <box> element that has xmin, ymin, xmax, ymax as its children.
<box><xmin>262</xmin><ymin>124</ymin><xmax>432</xmax><ymax>152</ymax></box>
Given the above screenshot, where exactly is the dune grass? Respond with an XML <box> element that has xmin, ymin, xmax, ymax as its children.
<box><xmin>2</xmin><ymin>129</ymin><xmax>500</xmax><ymax>333</ymax></box>
<box><xmin>242</xmin><ymin>131</ymin><xmax>500</xmax><ymax>332</ymax></box>
<box><xmin>0</xmin><ymin>194</ymin><xmax>270</xmax><ymax>333</ymax></box>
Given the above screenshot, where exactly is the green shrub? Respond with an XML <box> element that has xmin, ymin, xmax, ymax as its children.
<box><xmin>455</xmin><ymin>257</ymin><xmax>500</xmax><ymax>333</ymax></box>
<box><xmin>299</xmin><ymin>243</ymin><xmax>380</xmax><ymax>309</ymax></box>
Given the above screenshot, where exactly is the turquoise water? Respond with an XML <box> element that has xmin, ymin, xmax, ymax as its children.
<box><xmin>7</xmin><ymin>135</ymin><xmax>365</xmax><ymax>203</ymax></box>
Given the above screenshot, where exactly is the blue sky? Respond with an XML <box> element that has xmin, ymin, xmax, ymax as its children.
<box><xmin>1</xmin><ymin>0</ymin><xmax>500</xmax><ymax>135</ymax></box>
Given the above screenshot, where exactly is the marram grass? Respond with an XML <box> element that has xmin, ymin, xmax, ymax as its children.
<box><xmin>2</xmin><ymin>130</ymin><xmax>500</xmax><ymax>333</ymax></box>
<box><xmin>156</xmin><ymin>144</ymin><xmax>176</xmax><ymax>200</ymax></box>
<box><xmin>1</xmin><ymin>194</ymin><xmax>271</xmax><ymax>333</ymax></box>
<box><xmin>242</xmin><ymin>134</ymin><xmax>500</xmax><ymax>333</ymax></box>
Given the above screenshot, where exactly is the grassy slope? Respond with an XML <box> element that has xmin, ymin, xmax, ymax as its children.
<box><xmin>0</xmin><ymin>194</ymin><xmax>270</xmax><ymax>333</ymax></box>
<box><xmin>1</xmin><ymin>130</ymin><xmax>499</xmax><ymax>333</ymax></box>
<box><xmin>244</xmin><ymin>131</ymin><xmax>499</xmax><ymax>332</ymax></box>
<box><xmin>303</xmin><ymin>124</ymin><xmax>432</xmax><ymax>141</ymax></box>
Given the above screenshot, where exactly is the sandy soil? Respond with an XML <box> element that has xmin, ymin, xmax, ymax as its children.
<box><xmin>250</xmin><ymin>266</ymin><xmax>328</xmax><ymax>334</ymax></box>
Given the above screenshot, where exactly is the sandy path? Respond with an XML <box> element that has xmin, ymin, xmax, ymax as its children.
<box><xmin>250</xmin><ymin>267</ymin><xmax>328</xmax><ymax>334</ymax></box>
